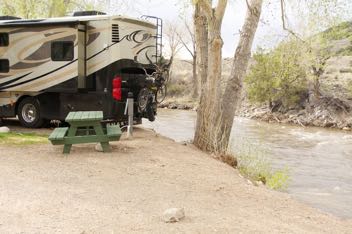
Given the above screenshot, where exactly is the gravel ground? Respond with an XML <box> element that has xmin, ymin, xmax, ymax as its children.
<box><xmin>0</xmin><ymin>123</ymin><xmax>351</xmax><ymax>233</ymax></box>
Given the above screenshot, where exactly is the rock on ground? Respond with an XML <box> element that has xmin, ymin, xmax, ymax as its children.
<box><xmin>95</xmin><ymin>143</ymin><xmax>104</xmax><ymax>152</ymax></box>
<box><xmin>162</xmin><ymin>208</ymin><xmax>185</xmax><ymax>223</ymax></box>
<box><xmin>0</xmin><ymin>126</ymin><xmax>10</xmax><ymax>133</ymax></box>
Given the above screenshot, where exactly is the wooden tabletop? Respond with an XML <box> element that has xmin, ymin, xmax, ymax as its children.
<box><xmin>65</xmin><ymin>111</ymin><xmax>103</xmax><ymax>122</ymax></box>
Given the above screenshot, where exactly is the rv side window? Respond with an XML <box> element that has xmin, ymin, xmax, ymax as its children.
<box><xmin>51</xmin><ymin>41</ymin><xmax>74</xmax><ymax>61</ymax></box>
<box><xmin>0</xmin><ymin>33</ymin><xmax>9</xmax><ymax>47</ymax></box>
<box><xmin>0</xmin><ymin>59</ymin><xmax>9</xmax><ymax>73</ymax></box>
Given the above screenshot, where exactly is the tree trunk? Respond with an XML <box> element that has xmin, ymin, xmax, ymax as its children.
<box><xmin>194</xmin><ymin>4</ymin><xmax>208</xmax><ymax>89</ymax></box>
<box><xmin>217</xmin><ymin>0</ymin><xmax>263</xmax><ymax>152</ymax></box>
<box><xmin>194</xmin><ymin>0</ymin><xmax>227</xmax><ymax>152</ymax></box>
<box><xmin>192</xmin><ymin>54</ymin><xmax>199</xmax><ymax>98</ymax></box>
<box><xmin>193</xmin><ymin>2</ymin><xmax>210</xmax><ymax>150</ymax></box>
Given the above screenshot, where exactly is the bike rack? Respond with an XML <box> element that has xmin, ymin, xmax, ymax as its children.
<box><xmin>141</xmin><ymin>15</ymin><xmax>163</xmax><ymax>64</ymax></box>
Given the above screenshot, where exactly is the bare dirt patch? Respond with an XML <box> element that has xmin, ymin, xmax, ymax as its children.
<box><xmin>0</xmin><ymin>126</ymin><xmax>351</xmax><ymax>233</ymax></box>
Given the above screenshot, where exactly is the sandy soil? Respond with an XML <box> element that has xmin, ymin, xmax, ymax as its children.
<box><xmin>0</xmin><ymin>126</ymin><xmax>351</xmax><ymax>233</ymax></box>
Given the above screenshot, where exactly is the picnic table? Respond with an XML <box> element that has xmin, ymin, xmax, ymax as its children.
<box><xmin>48</xmin><ymin>111</ymin><xmax>122</xmax><ymax>154</ymax></box>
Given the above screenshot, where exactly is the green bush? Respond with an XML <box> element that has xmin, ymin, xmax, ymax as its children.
<box><xmin>245</xmin><ymin>43</ymin><xmax>308</xmax><ymax>108</ymax></box>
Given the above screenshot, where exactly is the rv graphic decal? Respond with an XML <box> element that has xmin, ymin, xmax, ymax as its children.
<box><xmin>119</xmin><ymin>30</ymin><xmax>156</xmax><ymax>63</ymax></box>
<box><xmin>0</xmin><ymin>60</ymin><xmax>77</xmax><ymax>90</ymax></box>
<box><xmin>119</xmin><ymin>30</ymin><xmax>152</xmax><ymax>46</ymax></box>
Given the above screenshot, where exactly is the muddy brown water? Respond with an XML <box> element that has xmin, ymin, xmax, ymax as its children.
<box><xmin>142</xmin><ymin>109</ymin><xmax>352</xmax><ymax>219</ymax></box>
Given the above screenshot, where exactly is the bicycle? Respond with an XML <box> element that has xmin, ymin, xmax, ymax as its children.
<box><xmin>137</xmin><ymin>66</ymin><xmax>168</xmax><ymax>116</ymax></box>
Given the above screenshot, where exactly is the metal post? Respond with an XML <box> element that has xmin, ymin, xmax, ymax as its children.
<box><xmin>125</xmin><ymin>92</ymin><xmax>134</xmax><ymax>138</ymax></box>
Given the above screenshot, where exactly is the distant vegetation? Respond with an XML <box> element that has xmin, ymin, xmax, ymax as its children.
<box><xmin>245</xmin><ymin>21</ymin><xmax>352</xmax><ymax>110</ymax></box>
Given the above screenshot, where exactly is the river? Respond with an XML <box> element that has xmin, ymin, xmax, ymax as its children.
<box><xmin>142</xmin><ymin>109</ymin><xmax>352</xmax><ymax>219</ymax></box>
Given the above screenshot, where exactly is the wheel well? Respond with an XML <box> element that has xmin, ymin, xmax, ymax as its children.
<box><xmin>15</xmin><ymin>95</ymin><xmax>32</xmax><ymax>115</ymax></box>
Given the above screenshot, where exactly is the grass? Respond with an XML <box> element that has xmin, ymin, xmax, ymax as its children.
<box><xmin>0</xmin><ymin>132</ymin><xmax>49</xmax><ymax>145</ymax></box>
<box><xmin>232</xmin><ymin>142</ymin><xmax>290</xmax><ymax>191</ymax></box>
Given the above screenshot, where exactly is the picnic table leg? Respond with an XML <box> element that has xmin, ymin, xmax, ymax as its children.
<box><xmin>93</xmin><ymin>123</ymin><xmax>111</xmax><ymax>152</ymax></box>
<box><xmin>63</xmin><ymin>126</ymin><xmax>77</xmax><ymax>154</ymax></box>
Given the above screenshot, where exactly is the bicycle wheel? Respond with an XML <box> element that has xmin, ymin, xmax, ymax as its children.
<box><xmin>156</xmin><ymin>84</ymin><xmax>167</xmax><ymax>104</ymax></box>
<box><xmin>138</xmin><ymin>88</ymin><xmax>149</xmax><ymax>111</ymax></box>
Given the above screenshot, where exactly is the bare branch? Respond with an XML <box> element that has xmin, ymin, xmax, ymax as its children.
<box><xmin>182</xmin><ymin>60</ymin><xmax>194</xmax><ymax>65</ymax></box>
<box><xmin>177</xmin><ymin>30</ymin><xmax>195</xmax><ymax>57</ymax></box>
<box><xmin>280</xmin><ymin>0</ymin><xmax>304</xmax><ymax>41</ymax></box>
<box><xmin>215</xmin><ymin>0</ymin><xmax>228</xmax><ymax>21</ymax></box>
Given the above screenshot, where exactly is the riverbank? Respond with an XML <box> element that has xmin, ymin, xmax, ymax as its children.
<box><xmin>0</xmin><ymin>126</ymin><xmax>351</xmax><ymax>232</ymax></box>
<box><xmin>159</xmin><ymin>96</ymin><xmax>352</xmax><ymax>131</ymax></box>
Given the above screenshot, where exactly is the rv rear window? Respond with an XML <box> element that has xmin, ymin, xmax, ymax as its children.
<box><xmin>0</xmin><ymin>59</ymin><xmax>9</xmax><ymax>73</ymax></box>
<box><xmin>0</xmin><ymin>33</ymin><xmax>9</xmax><ymax>47</ymax></box>
<box><xmin>51</xmin><ymin>41</ymin><xmax>74</xmax><ymax>61</ymax></box>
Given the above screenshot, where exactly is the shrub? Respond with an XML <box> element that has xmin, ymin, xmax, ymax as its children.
<box><xmin>245</xmin><ymin>43</ymin><xmax>308</xmax><ymax>109</ymax></box>
<box><xmin>167</xmin><ymin>82</ymin><xmax>186</xmax><ymax>97</ymax></box>
<box><xmin>266</xmin><ymin>167</ymin><xmax>290</xmax><ymax>190</ymax></box>
<box><xmin>235</xmin><ymin>142</ymin><xmax>290</xmax><ymax>191</ymax></box>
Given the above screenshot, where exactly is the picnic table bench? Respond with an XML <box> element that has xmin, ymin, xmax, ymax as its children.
<box><xmin>49</xmin><ymin>111</ymin><xmax>122</xmax><ymax>154</ymax></box>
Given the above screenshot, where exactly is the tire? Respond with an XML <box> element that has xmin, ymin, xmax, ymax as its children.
<box><xmin>138</xmin><ymin>88</ymin><xmax>149</xmax><ymax>111</ymax></box>
<box><xmin>146</xmin><ymin>96</ymin><xmax>155</xmax><ymax>122</ymax></box>
<box><xmin>156</xmin><ymin>84</ymin><xmax>167</xmax><ymax>104</ymax></box>
<box><xmin>17</xmin><ymin>97</ymin><xmax>45</xmax><ymax>128</ymax></box>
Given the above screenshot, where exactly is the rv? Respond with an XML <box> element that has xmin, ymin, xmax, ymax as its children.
<box><xmin>0</xmin><ymin>11</ymin><xmax>163</xmax><ymax>128</ymax></box>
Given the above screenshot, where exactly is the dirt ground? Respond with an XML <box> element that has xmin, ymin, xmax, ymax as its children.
<box><xmin>0</xmin><ymin>123</ymin><xmax>351</xmax><ymax>233</ymax></box>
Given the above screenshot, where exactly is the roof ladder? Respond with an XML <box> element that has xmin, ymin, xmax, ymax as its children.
<box><xmin>141</xmin><ymin>15</ymin><xmax>163</xmax><ymax>64</ymax></box>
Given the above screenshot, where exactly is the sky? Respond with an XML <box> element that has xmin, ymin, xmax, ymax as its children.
<box><xmin>103</xmin><ymin>0</ymin><xmax>352</xmax><ymax>59</ymax></box>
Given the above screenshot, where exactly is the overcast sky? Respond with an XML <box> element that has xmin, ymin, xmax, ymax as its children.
<box><xmin>104</xmin><ymin>0</ymin><xmax>352</xmax><ymax>59</ymax></box>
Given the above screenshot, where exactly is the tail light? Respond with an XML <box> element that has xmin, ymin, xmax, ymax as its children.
<box><xmin>112</xmin><ymin>76</ymin><xmax>122</xmax><ymax>101</ymax></box>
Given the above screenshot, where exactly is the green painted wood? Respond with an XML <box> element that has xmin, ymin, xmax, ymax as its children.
<box><xmin>106</xmin><ymin>124</ymin><xmax>122</xmax><ymax>141</ymax></box>
<box><xmin>48</xmin><ymin>127</ymin><xmax>68</xmax><ymax>145</ymax></box>
<box><xmin>66</xmin><ymin>111</ymin><xmax>103</xmax><ymax>123</ymax></box>
<box><xmin>65</xmin><ymin>112</ymin><xmax>74</xmax><ymax>121</ymax></box>
<box><xmin>55</xmin><ymin>111</ymin><xmax>117</xmax><ymax>154</ymax></box>
<box><xmin>96</xmin><ymin>111</ymin><xmax>103</xmax><ymax>120</ymax></box>
<box><xmin>69</xmin><ymin>121</ymin><xmax>101</xmax><ymax>128</ymax></box>
<box><xmin>81</xmin><ymin>112</ymin><xmax>89</xmax><ymax>120</ymax></box>
<box><xmin>63</xmin><ymin>126</ymin><xmax>78</xmax><ymax>154</ymax></box>
<box><xmin>63</xmin><ymin>135</ymin><xmax>109</xmax><ymax>144</ymax></box>
<box><xmin>100</xmin><ymin>142</ymin><xmax>111</xmax><ymax>152</ymax></box>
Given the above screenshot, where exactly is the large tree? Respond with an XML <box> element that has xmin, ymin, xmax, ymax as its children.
<box><xmin>193</xmin><ymin>0</ymin><xmax>263</xmax><ymax>153</ymax></box>
<box><xmin>0</xmin><ymin>0</ymin><xmax>102</xmax><ymax>18</ymax></box>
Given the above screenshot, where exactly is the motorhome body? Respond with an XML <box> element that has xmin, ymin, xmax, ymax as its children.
<box><xmin>0</xmin><ymin>13</ymin><xmax>161</xmax><ymax>127</ymax></box>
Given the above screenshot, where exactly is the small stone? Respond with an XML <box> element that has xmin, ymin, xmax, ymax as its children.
<box><xmin>162</xmin><ymin>208</ymin><xmax>185</xmax><ymax>223</ymax></box>
<box><xmin>0</xmin><ymin>126</ymin><xmax>10</xmax><ymax>133</ymax></box>
<box><xmin>342</xmin><ymin>127</ymin><xmax>350</xmax><ymax>131</ymax></box>
<box><xmin>95</xmin><ymin>143</ymin><xmax>103</xmax><ymax>152</ymax></box>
